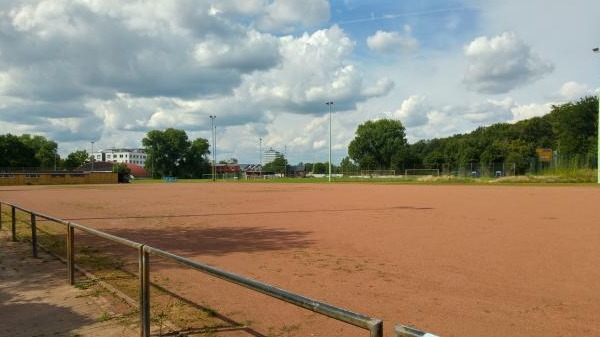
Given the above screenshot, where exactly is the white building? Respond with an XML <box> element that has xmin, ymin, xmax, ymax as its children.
<box><xmin>263</xmin><ymin>147</ymin><xmax>282</xmax><ymax>164</ymax></box>
<box><xmin>92</xmin><ymin>148</ymin><xmax>148</xmax><ymax>166</ymax></box>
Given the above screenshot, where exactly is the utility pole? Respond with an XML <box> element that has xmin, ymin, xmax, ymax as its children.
<box><xmin>209</xmin><ymin>115</ymin><xmax>216</xmax><ymax>181</ymax></box>
<box><xmin>326</xmin><ymin>101</ymin><xmax>334</xmax><ymax>182</ymax></box>
<box><xmin>594</xmin><ymin>47</ymin><xmax>600</xmax><ymax>184</ymax></box>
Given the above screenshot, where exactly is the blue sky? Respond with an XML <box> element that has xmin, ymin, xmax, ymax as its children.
<box><xmin>0</xmin><ymin>0</ymin><xmax>598</xmax><ymax>165</ymax></box>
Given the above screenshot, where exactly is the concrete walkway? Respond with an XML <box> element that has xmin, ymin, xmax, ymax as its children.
<box><xmin>0</xmin><ymin>230</ymin><xmax>137</xmax><ymax>337</ymax></box>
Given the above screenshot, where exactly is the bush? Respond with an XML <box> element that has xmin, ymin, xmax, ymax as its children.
<box><xmin>112</xmin><ymin>163</ymin><xmax>132</xmax><ymax>183</ymax></box>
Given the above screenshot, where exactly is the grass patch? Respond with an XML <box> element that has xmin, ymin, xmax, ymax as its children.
<box><xmin>131</xmin><ymin>171</ymin><xmax>598</xmax><ymax>185</ymax></box>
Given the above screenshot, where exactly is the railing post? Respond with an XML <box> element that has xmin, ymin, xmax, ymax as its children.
<box><xmin>11</xmin><ymin>206</ymin><xmax>16</xmax><ymax>242</ymax></box>
<box><xmin>370</xmin><ymin>320</ymin><xmax>383</xmax><ymax>337</ymax></box>
<box><xmin>67</xmin><ymin>223</ymin><xmax>75</xmax><ymax>285</ymax></box>
<box><xmin>30</xmin><ymin>213</ymin><xmax>37</xmax><ymax>258</ymax></box>
<box><xmin>140</xmin><ymin>246</ymin><xmax>150</xmax><ymax>337</ymax></box>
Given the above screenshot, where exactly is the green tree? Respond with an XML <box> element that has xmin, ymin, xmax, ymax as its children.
<box><xmin>515</xmin><ymin>116</ymin><xmax>555</xmax><ymax>149</ymax></box>
<box><xmin>180</xmin><ymin>138</ymin><xmax>211</xmax><ymax>178</ymax></box>
<box><xmin>305</xmin><ymin>162</ymin><xmax>328</xmax><ymax>174</ymax></box>
<box><xmin>113</xmin><ymin>163</ymin><xmax>132</xmax><ymax>183</ymax></box>
<box><xmin>63</xmin><ymin>150</ymin><xmax>89</xmax><ymax>170</ymax></box>
<box><xmin>402</xmin><ymin>96</ymin><xmax>598</xmax><ymax>175</ymax></box>
<box><xmin>315</xmin><ymin>162</ymin><xmax>328</xmax><ymax>174</ymax></box>
<box><xmin>263</xmin><ymin>155</ymin><xmax>288</xmax><ymax>174</ymax></box>
<box><xmin>504</xmin><ymin>139</ymin><xmax>535</xmax><ymax>174</ymax></box>
<box><xmin>339</xmin><ymin>156</ymin><xmax>358</xmax><ymax>174</ymax></box>
<box><xmin>142</xmin><ymin>128</ymin><xmax>210</xmax><ymax>178</ymax></box>
<box><xmin>19</xmin><ymin>134</ymin><xmax>58</xmax><ymax>168</ymax></box>
<box><xmin>0</xmin><ymin>134</ymin><xmax>36</xmax><ymax>168</ymax></box>
<box><xmin>143</xmin><ymin>128</ymin><xmax>190</xmax><ymax>178</ymax></box>
<box><xmin>348</xmin><ymin>119</ymin><xmax>408</xmax><ymax>170</ymax></box>
<box><xmin>549</xmin><ymin>96</ymin><xmax>598</xmax><ymax>157</ymax></box>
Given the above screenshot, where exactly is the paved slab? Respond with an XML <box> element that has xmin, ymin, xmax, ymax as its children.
<box><xmin>0</xmin><ymin>230</ymin><xmax>137</xmax><ymax>337</ymax></box>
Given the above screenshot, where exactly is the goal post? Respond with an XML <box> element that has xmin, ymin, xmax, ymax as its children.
<box><xmin>404</xmin><ymin>169</ymin><xmax>440</xmax><ymax>177</ymax></box>
<box><xmin>360</xmin><ymin>169</ymin><xmax>396</xmax><ymax>177</ymax></box>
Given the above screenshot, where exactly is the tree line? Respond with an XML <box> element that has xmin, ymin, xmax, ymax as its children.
<box><xmin>1</xmin><ymin>96</ymin><xmax>597</xmax><ymax>177</ymax></box>
<box><xmin>343</xmin><ymin>96</ymin><xmax>598</xmax><ymax>175</ymax></box>
<box><xmin>0</xmin><ymin>128</ymin><xmax>213</xmax><ymax>179</ymax></box>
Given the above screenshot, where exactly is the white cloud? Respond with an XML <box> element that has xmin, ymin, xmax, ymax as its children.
<box><xmin>557</xmin><ymin>81</ymin><xmax>590</xmax><ymax>100</ymax></box>
<box><xmin>463</xmin><ymin>98</ymin><xmax>515</xmax><ymax>124</ymax></box>
<box><xmin>361</xmin><ymin>77</ymin><xmax>394</xmax><ymax>97</ymax></box>
<box><xmin>2</xmin><ymin>0</ymin><xmax>599</xmax><ymax>165</ymax></box>
<box><xmin>210</xmin><ymin>0</ymin><xmax>266</xmax><ymax>17</ymax></box>
<box><xmin>394</xmin><ymin>95</ymin><xmax>430</xmax><ymax>127</ymax></box>
<box><xmin>367</xmin><ymin>26</ymin><xmax>418</xmax><ymax>54</ymax></box>
<box><xmin>510</xmin><ymin>102</ymin><xmax>553</xmax><ymax>122</ymax></box>
<box><xmin>193</xmin><ymin>30</ymin><xmax>280</xmax><ymax>70</ymax></box>
<box><xmin>256</xmin><ymin>0</ymin><xmax>330</xmax><ymax>32</ymax></box>
<box><xmin>234</xmin><ymin>25</ymin><xmax>392</xmax><ymax>113</ymax></box>
<box><xmin>463</xmin><ymin>32</ymin><xmax>554</xmax><ymax>94</ymax></box>
<box><xmin>313</xmin><ymin>138</ymin><xmax>326</xmax><ymax>150</ymax></box>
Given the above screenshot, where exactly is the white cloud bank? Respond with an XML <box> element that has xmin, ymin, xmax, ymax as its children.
<box><xmin>0</xmin><ymin>0</ymin><xmax>393</xmax><ymax>157</ymax></box>
<box><xmin>463</xmin><ymin>32</ymin><xmax>554</xmax><ymax>94</ymax></box>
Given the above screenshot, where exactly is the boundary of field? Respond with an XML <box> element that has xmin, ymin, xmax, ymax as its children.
<box><xmin>0</xmin><ymin>200</ymin><xmax>437</xmax><ymax>337</ymax></box>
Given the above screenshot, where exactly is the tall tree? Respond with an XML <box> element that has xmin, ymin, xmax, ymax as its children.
<box><xmin>263</xmin><ymin>155</ymin><xmax>288</xmax><ymax>174</ymax></box>
<box><xmin>311</xmin><ymin>162</ymin><xmax>328</xmax><ymax>174</ymax></box>
<box><xmin>19</xmin><ymin>134</ymin><xmax>58</xmax><ymax>168</ymax></box>
<box><xmin>142</xmin><ymin>128</ymin><xmax>210</xmax><ymax>178</ymax></box>
<box><xmin>0</xmin><ymin>134</ymin><xmax>36</xmax><ymax>168</ymax></box>
<box><xmin>339</xmin><ymin>156</ymin><xmax>359</xmax><ymax>174</ymax></box>
<box><xmin>348</xmin><ymin>119</ymin><xmax>408</xmax><ymax>170</ymax></box>
<box><xmin>180</xmin><ymin>138</ymin><xmax>211</xmax><ymax>178</ymax></box>
<box><xmin>143</xmin><ymin>128</ymin><xmax>190</xmax><ymax>177</ymax></box>
<box><xmin>63</xmin><ymin>150</ymin><xmax>89</xmax><ymax>170</ymax></box>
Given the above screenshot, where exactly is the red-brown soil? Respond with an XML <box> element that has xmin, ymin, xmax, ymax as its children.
<box><xmin>1</xmin><ymin>183</ymin><xmax>599</xmax><ymax>337</ymax></box>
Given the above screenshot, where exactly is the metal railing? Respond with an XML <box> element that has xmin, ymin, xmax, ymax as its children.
<box><xmin>0</xmin><ymin>200</ymin><xmax>437</xmax><ymax>337</ymax></box>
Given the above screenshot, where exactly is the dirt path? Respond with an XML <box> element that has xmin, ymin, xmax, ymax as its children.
<box><xmin>0</xmin><ymin>230</ymin><xmax>137</xmax><ymax>337</ymax></box>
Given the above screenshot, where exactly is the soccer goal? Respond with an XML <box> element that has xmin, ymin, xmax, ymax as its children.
<box><xmin>360</xmin><ymin>169</ymin><xmax>396</xmax><ymax>177</ymax></box>
<box><xmin>404</xmin><ymin>169</ymin><xmax>440</xmax><ymax>177</ymax></box>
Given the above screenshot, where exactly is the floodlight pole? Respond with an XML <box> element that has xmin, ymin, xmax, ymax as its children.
<box><xmin>326</xmin><ymin>101</ymin><xmax>334</xmax><ymax>182</ymax></box>
<box><xmin>209</xmin><ymin>115</ymin><xmax>216</xmax><ymax>181</ymax></box>
<box><xmin>594</xmin><ymin>47</ymin><xmax>600</xmax><ymax>184</ymax></box>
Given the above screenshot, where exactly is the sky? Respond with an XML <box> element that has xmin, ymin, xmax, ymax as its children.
<box><xmin>0</xmin><ymin>0</ymin><xmax>599</xmax><ymax>165</ymax></box>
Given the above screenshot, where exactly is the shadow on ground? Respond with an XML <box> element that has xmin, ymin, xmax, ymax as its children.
<box><xmin>0</xmin><ymin>291</ymin><xmax>96</xmax><ymax>337</ymax></box>
<box><xmin>96</xmin><ymin>225</ymin><xmax>315</xmax><ymax>256</ymax></box>
<box><xmin>0</xmin><ymin>233</ymin><xmax>128</xmax><ymax>337</ymax></box>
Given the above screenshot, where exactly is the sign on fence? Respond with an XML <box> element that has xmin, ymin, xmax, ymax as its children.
<box><xmin>536</xmin><ymin>148</ymin><xmax>553</xmax><ymax>162</ymax></box>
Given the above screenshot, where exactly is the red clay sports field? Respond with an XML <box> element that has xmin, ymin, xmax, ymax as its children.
<box><xmin>1</xmin><ymin>182</ymin><xmax>599</xmax><ymax>336</ymax></box>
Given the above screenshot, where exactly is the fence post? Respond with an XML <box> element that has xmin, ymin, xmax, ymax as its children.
<box><xmin>11</xmin><ymin>206</ymin><xmax>16</xmax><ymax>242</ymax></box>
<box><xmin>30</xmin><ymin>213</ymin><xmax>37</xmax><ymax>258</ymax></box>
<box><xmin>140</xmin><ymin>246</ymin><xmax>150</xmax><ymax>337</ymax></box>
<box><xmin>67</xmin><ymin>223</ymin><xmax>75</xmax><ymax>285</ymax></box>
<box><xmin>370</xmin><ymin>320</ymin><xmax>383</xmax><ymax>337</ymax></box>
